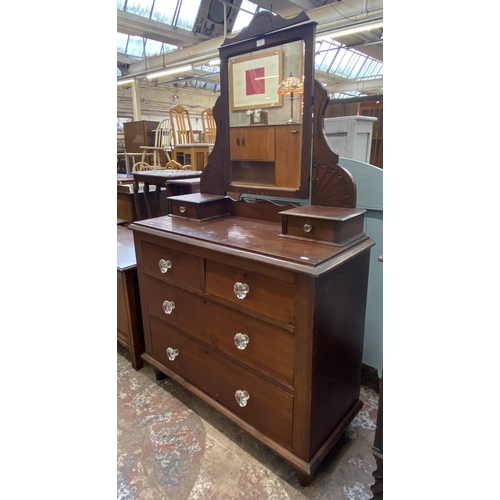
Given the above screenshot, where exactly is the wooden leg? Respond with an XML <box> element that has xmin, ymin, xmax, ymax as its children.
<box><xmin>144</xmin><ymin>182</ymin><xmax>152</xmax><ymax>219</ymax></box>
<box><xmin>153</xmin><ymin>367</ymin><xmax>167</xmax><ymax>381</ymax></box>
<box><xmin>296</xmin><ymin>470</ymin><xmax>312</xmax><ymax>487</ymax></box>
<box><xmin>133</xmin><ymin>180</ymin><xmax>141</xmax><ymax>221</ymax></box>
<box><xmin>155</xmin><ymin>185</ymin><xmax>162</xmax><ymax>217</ymax></box>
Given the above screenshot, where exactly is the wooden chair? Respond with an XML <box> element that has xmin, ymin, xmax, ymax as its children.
<box><xmin>169</xmin><ymin>104</ymin><xmax>212</xmax><ymax>171</ymax></box>
<box><xmin>132</xmin><ymin>118</ymin><xmax>172</xmax><ymax>171</ymax></box>
<box><xmin>201</xmin><ymin>107</ymin><xmax>217</xmax><ymax>144</ymax></box>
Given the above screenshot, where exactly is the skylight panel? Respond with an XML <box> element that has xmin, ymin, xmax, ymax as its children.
<box><xmin>349</xmin><ymin>56</ymin><xmax>368</xmax><ymax>80</ymax></box>
<box><xmin>176</xmin><ymin>0</ymin><xmax>202</xmax><ymax>30</ymax></box>
<box><xmin>144</xmin><ymin>39</ymin><xmax>164</xmax><ymax>57</ymax></box>
<box><xmin>232</xmin><ymin>0</ymin><xmax>259</xmax><ymax>33</ymax></box>
<box><xmin>117</xmin><ymin>33</ymin><xmax>129</xmax><ymax>53</ymax></box>
<box><xmin>125</xmin><ymin>0</ymin><xmax>155</xmax><ymax>18</ymax></box>
<box><xmin>343</xmin><ymin>52</ymin><xmax>360</xmax><ymax>78</ymax></box>
<box><xmin>126</xmin><ymin>36</ymin><xmax>146</xmax><ymax>58</ymax></box>
<box><xmin>117</xmin><ymin>0</ymin><xmax>126</xmax><ymax>9</ymax></box>
<box><xmin>151</xmin><ymin>0</ymin><xmax>175</xmax><ymax>24</ymax></box>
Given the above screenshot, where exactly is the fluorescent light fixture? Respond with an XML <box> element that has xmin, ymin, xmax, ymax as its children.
<box><xmin>208</xmin><ymin>59</ymin><xmax>220</xmax><ymax>66</ymax></box>
<box><xmin>316</xmin><ymin>21</ymin><xmax>383</xmax><ymax>42</ymax></box>
<box><xmin>117</xmin><ymin>78</ymin><xmax>135</xmax><ymax>85</ymax></box>
<box><xmin>146</xmin><ymin>64</ymin><xmax>193</xmax><ymax>79</ymax></box>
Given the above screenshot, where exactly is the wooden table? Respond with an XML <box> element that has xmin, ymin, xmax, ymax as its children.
<box><xmin>131</xmin><ymin>170</ymin><xmax>202</xmax><ymax>220</ymax></box>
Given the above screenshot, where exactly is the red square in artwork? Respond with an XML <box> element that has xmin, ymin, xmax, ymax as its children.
<box><xmin>246</xmin><ymin>67</ymin><xmax>265</xmax><ymax>95</ymax></box>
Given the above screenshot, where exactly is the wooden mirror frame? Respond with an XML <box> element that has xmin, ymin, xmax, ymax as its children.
<box><xmin>200</xmin><ymin>11</ymin><xmax>356</xmax><ymax>208</ymax></box>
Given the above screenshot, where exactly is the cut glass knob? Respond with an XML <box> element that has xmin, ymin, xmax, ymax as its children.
<box><xmin>303</xmin><ymin>223</ymin><xmax>313</xmax><ymax>233</ymax></box>
<box><xmin>233</xmin><ymin>282</ymin><xmax>249</xmax><ymax>299</ymax></box>
<box><xmin>234</xmin><ymin>333</ymin><xmax>250</xmax><ymax>350</ymax></box>
<box><xmin>159</xmin><ymin>259</ymin><xmax>172</xmax><ymax>273</ymax></box>
<box><xmin>162</xmin><ymin>300</ymin><xmax>175</xmax><ymax>314</ymax></box>
<box><xmin>179</xmin><ymin>206</ymin><xmax>187</xmax><ymax>213</ymax></box>
<box><xmin>235</xmin><ymin>390</ymin><xmax>250</xmax><ymax>407</ymax></box>
<box><xmin>166</xmin><ymin>347</ymin><xmax>178</xmax><ymax>361</ymax></box>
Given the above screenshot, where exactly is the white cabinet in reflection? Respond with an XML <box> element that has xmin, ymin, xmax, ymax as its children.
<box><xmin>324</xmin><ymin>115</ymin><xmax>377</xmax><ymax>164</ymax></box>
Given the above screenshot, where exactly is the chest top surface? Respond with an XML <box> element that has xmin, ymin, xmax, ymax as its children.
<box><xmin>130</xmin><ymin>214</ymin><xmax>373</xmax><ymax>275</ymax></box>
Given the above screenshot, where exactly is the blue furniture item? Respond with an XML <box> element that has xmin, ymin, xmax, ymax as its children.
<box><xmin>339</xmin><ymin>157</ymin><xmax>383</xmax><ymax>376</ymax></box>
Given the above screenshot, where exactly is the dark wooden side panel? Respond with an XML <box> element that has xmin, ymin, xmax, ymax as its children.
<box><xmin>308</xmin><ymin>250</ymin><xmax>371</xmax><ymax>458</ymax></box>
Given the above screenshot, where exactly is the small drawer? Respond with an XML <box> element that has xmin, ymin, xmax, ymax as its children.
<box><xmin>144</xmin><ymin>276</ymin><xmax>294</xmax><ymax>388</ymax></box>
<box><xmin>149</xmin><ymin>317</ymin><xmax>294</xmax><ymax>450</ymax></box>
<box><xmin>280</xmin><ymin>205</ymin><xmax>366</xmax><ymax>245</ymax></box>
<box><xmin>206</xmin><ymin>260</ymin><xmax>295</xmax><ymax>325</ymax></box>
<box><xmin>168</xmin><ymin>193</ymin><xmax>229</xmax><ymax>221</ymax></box>
<box><xmin>141</xmin><ymin>241</ymin><xmax>203</xmax><ymax>291</ymax></box>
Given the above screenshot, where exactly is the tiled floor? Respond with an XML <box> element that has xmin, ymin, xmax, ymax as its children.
<box><xmin>117</xmin><ymin>343</ymin><xmax>379</xmax><ymax>500</ymax></box>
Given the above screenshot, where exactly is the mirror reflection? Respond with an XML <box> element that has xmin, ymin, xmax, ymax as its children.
<box><xmin>228</xmin><ymin>40</ymin><xmax>304</xmax><ymax>190</ymax></box>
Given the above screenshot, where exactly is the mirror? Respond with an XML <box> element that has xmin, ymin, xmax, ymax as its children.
<box><xmin>218</xmin><ymin>14</ymin><xmax>316</xmax><ymax>200</ymax></box>
<box><xmin>228</xmin><ymin>40</ymin><xmax>304</xmax><ymax>191</ymax></box>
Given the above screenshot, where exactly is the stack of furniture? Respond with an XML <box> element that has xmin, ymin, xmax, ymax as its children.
<box><xmin>201</xmin><ymin>107</ymin><xmax>217</xmax><ymax>152</ymax></box>
<box><xmin>169</xmin><ymin>104</ymin><xmax>212</xmax><ymax>170</ymax></box>
<box><xmin>123</xmin><ymin>120</ymin><xmax>158</xmax><ymax>175</ymax></box>
<box><xmin>133</xmin><ymin>118</ymin><xmax>173</xmax><ymax>171</ymax></box>
<box><xmin>130</xmin><ymin>12</ymin><xmax>374</xmax><ymax>486</ymax></box>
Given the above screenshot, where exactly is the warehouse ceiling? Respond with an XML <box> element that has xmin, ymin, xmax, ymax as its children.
<box><xmin>117</xmin><ymin>0</ymin><xmax>383</xmax><ymax>99</ymax></box>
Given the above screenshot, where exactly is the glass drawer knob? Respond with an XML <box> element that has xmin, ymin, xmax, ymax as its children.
<box><xmin>235</xmin><ymin>390</ymin><xmax>250</xmax><ymax>407</ymax></box>
<box><xmin>162</xmin><ymin>300</ymin><xmax>175</xmax><ymax>314</ymax></box>
<box><xmin>234</xmin><ymin>333</ymin><xmax>250</xmax><ymax>350</ymax></box>
<box><xmin>179</xmin><ymin>205</ymin><xmax>187</xmax><ymax>213</ymax></box>
<box><xmin>234</xmin><ymin>282</ymin><xmax>249</xmax><ymax>299</ymax></box>
<box><xmin>159</xmin><ymin>259</ymin><xmax>172</xmax><ymax>273</ymax></box>
<box><xmin>303</xmin><ymin>223</ymin><xmax>313</xmax><ymax>233</ymax></box>
<box><xmin>166</xmin><ymin>347</ymin><xmax>178</xmax><ymax>361</ymax></box>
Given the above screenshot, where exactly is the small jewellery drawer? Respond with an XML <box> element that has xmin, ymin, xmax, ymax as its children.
<box><xmin>141</xmin><ymin>241</ymin><xmax>203</xmax><ymax>291</ymax></box>
<box><xmin>280</xmin><ymin>205</ymin><xmax>366</xmax><ymax>245</ymax></box>
<box><xmin>145</xmin><ymin>276</ymin><xmax>294</xmax><ymax>388</ymax></box>
<box><xmin>205</xmin><ymin>260</ymin><xmax>296</xmax><ymax>325</ymax></box>
<box><xmin>168</xmin><ymin>193</ymin><xmax>229</xmax><ymax>221</ymax></box>
<box><xmin>150</xmin><ymin>316</ymin><xmax>294</xmax><ymax>450</ymax></box>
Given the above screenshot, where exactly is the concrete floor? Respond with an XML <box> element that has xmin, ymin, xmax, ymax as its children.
<box><xmin>117</xmin><ymin>343</ymin><xmax>379</xmax><ymax>500</ymax></box>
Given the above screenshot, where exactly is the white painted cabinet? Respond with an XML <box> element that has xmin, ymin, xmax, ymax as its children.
<box><xmin>324</xmin><ymin>115</ymin><xmax>377</xmax><ymax>163</ymax></box>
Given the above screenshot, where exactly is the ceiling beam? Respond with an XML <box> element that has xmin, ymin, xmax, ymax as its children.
<box><xmin>117</xmin><ymin>10</ymin><xmax>209</xmax><ymax>47</ymax></box>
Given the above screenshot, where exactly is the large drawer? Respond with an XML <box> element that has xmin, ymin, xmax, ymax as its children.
<box><xmin>205</xmin><ymin>260</ymin><xmax>296</xmax><ymax>325</ymax></box>
<box><xmin>145</xmin><ymin>275</ymin><xmax>294</xmax><ymax>388</ymax></box>
<box><xmin>141</xmin><ymin>241</ymin><xmax>203</xmax><ymax>291</ymax></box>
<box><xmin>149</xmin><ymin>317</ymin><xmax>293</xmax><ymax>450</ymax></box>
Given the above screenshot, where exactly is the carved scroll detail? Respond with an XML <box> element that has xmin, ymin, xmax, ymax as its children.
<box><xmin>200</xmin><ymin>97</ymin><xmax>225</xmax><ymax>195</ymax></box>
<box><xmin>221</xmin><ymin>11</ymin><xmax>309</xmax><ymax>46</ymax></box>
<box><xmin>311</xmin><ymin>79</ymin><xmax>356</xmax><ymax>207</ymax></box>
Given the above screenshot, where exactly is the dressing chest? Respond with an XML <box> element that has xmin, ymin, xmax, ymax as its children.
<box><xmin>130</xmin><ymin>12</ymin><xmax>374</xmax><ymax>486</ymax></box>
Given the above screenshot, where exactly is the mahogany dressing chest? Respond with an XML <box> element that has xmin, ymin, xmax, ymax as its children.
<box><xmin>130</xmin><ymin>12</ymin><xmax>374</xmax><ymax>486</ymax></box>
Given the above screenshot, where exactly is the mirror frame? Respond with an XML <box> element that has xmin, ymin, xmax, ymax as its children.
<box><xmin>218</xmin><ymin>13</ymin><xmax>317</xmax><ymax>200</ymax></box>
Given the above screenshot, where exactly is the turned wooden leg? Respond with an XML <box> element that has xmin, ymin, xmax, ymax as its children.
<box><xmin>296</xmin><ymin>470</ymin><xmax>312</xmax><ymax>487</ymax></box>
<box><xmin>153</xmin><ymin>367</ymin><xmax>167</xmax><ymax>380</ymax></box>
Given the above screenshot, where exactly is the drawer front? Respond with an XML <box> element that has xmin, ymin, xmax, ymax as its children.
<box><xmin>149</xmin><ymin>317</ymin><xmax>293</xmax><ymax>449</ymax></box>
<box><xmin>205</xmin><ymin>260</ymin><xmax>296</xmax><ymax>325</ymax></box>
<box><xmin>287</xmin><ymin>216</ymin><xmax>334</xmax><ymax>242</ymax></box>
<box><xmin>169</xmin><ymin>201</ymin><xmax>199</xmax><ymax>219</ymax></box>
<box><xmin>145</xmin><ymin>275</ymin><xmax>294</xmax><ymax>388</ymax></box>
<box><xmin>141</xmin><ymin>241</ymin><xmax>203</xmax><ymax>291</ymax></box>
